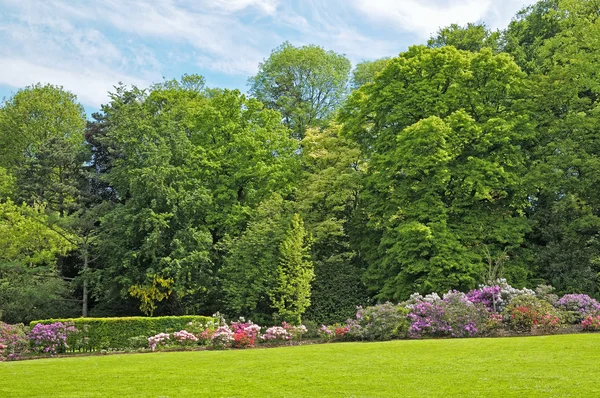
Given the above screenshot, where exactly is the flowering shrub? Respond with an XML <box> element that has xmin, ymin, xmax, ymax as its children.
<box><xmin>467</xmin><ymin>286</ymin><xmax>502</xmax><ymax>312</ymax></box>
<box><xmin>440</xmin><ymin>291</ymin><xmax>487</xmax><ymax>337</ymax></box>
<box><xmin>0</xmin><ymin>323</ymin><xmax>29</xmax><ymax>360</ymax></box>
<box><xmin>173</xmin><ymin>330</ymin><xmax>199</xmax><ymax>347</ymax></box>
<box><xmin>261</xmin><ymin>326</ymin><xmax>290</xmax><ymax>341</ymax></box>
<box><xmin>407</xmin><ymin>301</ymin><xmax>451</xmax><ymax>338</ymax></box>
<box><xmin>581</xmin><ymin>316</ymin><xmax>600</xmax><ymax>331</ymax></box>
<box><xmin>555</xmin><ymin>294</ymin><xmax>600</xmax><ymax>321</ymax></box>
<box><xmin>231</xmin><ymin>321</ymin><xmax>261</xmax><ymax>348</ymax></box>
<box><xmin>282</xmin><ymin>322</ymin><xmax>307</xmax><ymax>340</ymax></box>
<box><xmin>210</xmin><ymin>325</ymin><xmax>235</xmax><ymax>349</ymax></box>
<box><xmin>407</xmin><ymin>292</ymin><xmax>486</xmax><ymax>338</ymax></box>
<box><xmin>148</xmin><ymin>333</ymin><xmax>170</xmax><ymax>351</ymax></box>
<box><xmin>186</xmin><ymin>319</ymin><xmax>217</xmax><ymax>336</ymax></box>
<box><xmin>533</xmin><ymin>314</ymin><xmax>561</xmax><ymax>333</ymax></box>
<box><xmin>483</xmin><ymin>314</ymin><xmax>504</xmax><ymax>335</ymax></box>
<box><xmin>29</xmin><ymin>322</ymin><xmax>78</xmax><ymax>355</ymax></box>
<box><xmin>318</xmin><ymin>325</ymin><xmax>335</xmax><ymax>340</ymax></box>
<box><xmin>503</xmin><ymin>295</ymin><xmax>560</xmax><ymax>331</ymax></box>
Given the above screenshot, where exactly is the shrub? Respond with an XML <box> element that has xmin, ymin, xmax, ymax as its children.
<box><xmin>261</xmin><ymin>326</ymin><xmax>290</xmax><ymax>341</ymax></box>
<box><xmin>127</xmin><ymin>336</ymin><xmax>148</xmax><ymax>350</ymax></box>
<box><xmin>533</xmin><ymin>314</ymin><xmax>561</xmax><ymax>333</ymax></box>
<box><xmin>503</xmin><ymin>295</ymin><xmax>561</xmax><ymax>331</ymax></box>
<box><xmin>29</xmin><ymin>322</ymin><xmax>78</xmax><ymax>355</ymax></box>
<box><xmin>355</xmin><ymin>303</ymin><xmax>409</xmax><ymax>341</ymax></box>
<box><xmin>555</xmin><ymin>294</ymin><xmax>600</xmax><ymax>322</ymax></box>
<box><xmin>466</xmin><ymin>286</ymin><xmax>502</xmax><ymax>312</ymax></box>
<box><xmin>210</xmin><ymin>325</ymin><xmax>235</xmax><ymax>349</ymax></box>
<box><xmin>30</xmin><ymin>316</ymin><xmax>215</xmax><ymax>351</ymax></box>
<box><xmin>581</xmin><ymin>316</ymin><xmax>600</xmax><ymax>331</ymax></box>
<box><xmin>407</xmin><ymin>292</ymin><xmax>487</xmax><ymax>338</ymax></box>
<box><xmin>0</xmin><ymin>322</ymin><xmax>29</xmax><ymax>360</ymax></box>
<box><xmin>482</xmin><ymin>314</ymin><xmax>504</xmax><ymax>335</ymax></box>
<box><xmin>231</xmin><ymin>321</ymin><xmax>261</xmax><ymax>348</ymax></box>
<box><xmin>441</xmin><ymin>291</ymin><xmax>488</xmax><ymax>337</ymax></box>
<box><xmin>173</xmin><ymin>330</ymin><xmax>199</xmax><ymax>347</ymax></box>
<box><xmin>148</xmin><ymin>333</ymin><xmax>170</xmax><ymax>351</ymax></box>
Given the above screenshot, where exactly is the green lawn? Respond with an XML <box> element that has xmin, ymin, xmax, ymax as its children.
<box><xmin>2</xmin><ymin>334</ymin><xmax>599</xmax><ymax>397</ymax></box>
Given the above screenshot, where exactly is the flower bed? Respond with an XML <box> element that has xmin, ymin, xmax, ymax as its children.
<box><xmin>3</xmin><ymin>280</ymin><xmax>600</xmax><ymax>361</ymax></box>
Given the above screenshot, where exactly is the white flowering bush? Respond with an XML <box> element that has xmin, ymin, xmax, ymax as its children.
<box><xmin>210</xmin><ymin>325</ymin><xmax>234</xmax><ymax>349</ymax></box>
<box><xmin>148</xmin><ymin>333</ymin><xmax>170</xmax><ymax>352</ymax></box>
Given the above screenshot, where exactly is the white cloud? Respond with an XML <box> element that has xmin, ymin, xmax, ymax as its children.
<box><xmin>351</xmin><ymin>0</ymin><xmax>538</xmax><ymax>38</ymax></box>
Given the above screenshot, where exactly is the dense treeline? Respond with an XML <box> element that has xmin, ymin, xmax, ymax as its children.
<box><xmin>1</xmin><ymin>0</ymin><xmax>599</xmax><ymax>325</ymax></box>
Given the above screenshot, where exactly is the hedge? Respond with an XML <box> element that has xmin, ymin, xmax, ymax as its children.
<box><xmin>30</xmin><ymin>315</ymin><xmax>216</xmax><ymax>350</ymax></box>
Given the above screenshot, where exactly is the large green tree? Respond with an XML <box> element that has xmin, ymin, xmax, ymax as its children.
<box><xmin>341</xmin><ymin>46</ymin><xmax>533</xmax><ymax>300</ymax></box>
<box><xmin>95</xmin><ymin>76</ymin><xmax>300</xmax><ymax>315</ymax></box>
<box><xmin>248</xmin><ymin>42</ymin><xmax>351</xmax><ymax>139</ymax></box>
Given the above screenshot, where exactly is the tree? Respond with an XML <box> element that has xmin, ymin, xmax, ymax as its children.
<box><xmin>0</xmin><ymin>200</ymin><xmax>77</xmax><ymax>323</ymax></box>
<box><xmin>518</xmin><ymin>0</ymin><xmax>600</xmax><ymax>295</ymax></box>
<box><xmin>95</xmin><ymin>76</ymin><xmax>300</xmax><ymax>316</ymax></box>
<box><xmin>350</xmin><ymin>58</ymin><xmax>391</xmax><ymax>90</ymax></box>
<box><xmin>299</xmin><ymin>125</ymin><xmax>370</xmax><ymax>323</ymax></box>
<box><xmin>341</xmin><ymin>46</ymin><xmax>533</xmax><ymax>300</ymax></box>
<box><xmin>270</xmin><ymin>213</ymin><xmax>314</xmax><ymax>324</ymax></box>
<box><xmin>0</xmin><ymin>84</ymin><xmax>86</xmax><ymax>171</ymax></box>
<box><xmin>428</xmin><ymin>23</ymin><xmax>500</xmax><ymax>52</ymax></box>
<box><xmin>248</xmin><ymin>42</ymin><xmax>351</xmax><ymax>139</ymax></box>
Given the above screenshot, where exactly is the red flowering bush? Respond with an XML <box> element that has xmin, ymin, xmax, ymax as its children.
<box><xmin>581</xmin><ymin>316</ymin><xmax>600</xmax><ymax>331</ymax></box>
<box><xmin>503</xmin><ymin>295</ymin><xmax>561</xmax><ymax>332</ymax></box>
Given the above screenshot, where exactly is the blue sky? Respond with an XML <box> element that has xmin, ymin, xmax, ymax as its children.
<box><xmin>0</xmin><ymin>0</ymin><xmax>537</xmax><ymax>116</ymax></box>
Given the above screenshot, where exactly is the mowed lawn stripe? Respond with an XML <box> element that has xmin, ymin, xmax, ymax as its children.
<box><xmin>1</xmin><ymin>334</ymin><xmax>599</xmax><ymax>397</ymax></box>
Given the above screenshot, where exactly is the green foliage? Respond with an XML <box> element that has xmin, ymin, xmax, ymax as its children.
<box><xmin>342</xmin><ymin>46</ymin><xmax>533</xmax><ymax>300</ymax></box>
<box><xmin>0</xmin><ymin>83</ymin><xmax>86</xmax><ymax>170</ymax></box>
<box><xmin>30</xmin><ymin>316</ymin><xmax>214</xmax><ymax>350</ymax></box>
<box><xmin>428</xmin><ymin>23</ymin><xmax>500</xmax><ymax>52</ymax></box>
<box><xmin>96</xmin><ymin>77</ymin><xmax>299</xmax><ymax>315</ymax></box>
<box><xmin>356</xmin><ymin>303</ymin><xmax>410</xmax><ymax>341</ymax></box>
<box><xmin>0</xmin><ymin>272</ymin><xmax>78</xmax><ymax>324</ymax></box>
<box><xmin>299</xmin><ymin>125</ymin><xmax>370</xmax><ymax>323</ymax></box>
<box><xmin>269</xmin><ymin>213</ymin><xmax>314</xmax><ymax>324</ymax></box>
<box><xmin>222</xmin><ymin>196</ymin><xmax>313</xmax><ymax>324</ymax></box>
<box><xmin>350</xmin><ymin>58</ymin><xmax>390</xmax><ymax>90</ymax></box>
<box><xmin>248</xmin><ymin>42</ymin><xmax>351</xmax><ymax>138</ymax></box>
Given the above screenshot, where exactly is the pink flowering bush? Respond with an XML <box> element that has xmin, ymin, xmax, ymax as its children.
<box><xmin>29</xmin><ymin>322</ymin><xmax>78</xmax><ymax>355</ymax></box>
<box><xmin>533</xmin><ymin>314</ymin><xmax>561</xmax><ymax>333</ymax></box>
<box><xmin>0</xmin><ymin>322</ymin><xmax>29</xmax><ymax>360</ymax></box>
<box><xmin>173</xmin><ymin>330</ymin><xmax>199</xmax><ymax>347</ymax></box>
<box><xmin>148</xmin><ymin>333</ymin><xmax>170</xmax><ymax>351</ymax></box>
<box><xmin>581</xmin><ymin>315</ymin><xmax>600</xmax><ymax>331</ymax></box>
<box><xmin>261</xmin><ymin>326</ymin><xmax>290</xmax><ymax>341</ymax></box>
<box><xmin>231</xmin><ymin>321</ymin><xmax>261</xmax><ymax>348</ymax></box>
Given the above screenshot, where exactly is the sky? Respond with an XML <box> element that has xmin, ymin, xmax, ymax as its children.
<box><xmin>0</xmin><ymin>0</ymin><xmax>538</xmax><ymax>116</ymax></box>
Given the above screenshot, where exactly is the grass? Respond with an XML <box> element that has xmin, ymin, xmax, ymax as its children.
<box><xmin>2</xmin><ymin>334</ymin><xmax>600</xmax><ymax>397</ymax></box>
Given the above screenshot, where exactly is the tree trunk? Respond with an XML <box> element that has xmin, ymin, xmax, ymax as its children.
<box><xmin>82</xmin><ymin>249</ymin><xmax>89</xmax><ymax>317</ymax></box>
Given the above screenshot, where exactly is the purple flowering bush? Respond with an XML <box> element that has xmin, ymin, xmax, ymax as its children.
<box><xmin>466</xmin><ymin>286</ymin><xmax>502</xmax><ymax>312</ymax></box>
<box><xmin>407</xmin><ymin>292</ymin><xmax>487</xmax><ymax>338</ymax></box>
<box><xmin>29</xmin><ymin>322</ymin><xmax>78</xmax><ymax>355</ymax></box>
<box><xmin>555</xmin><ymin>294</ymin><xmax>600</xmax><ymax>321</ymax></box>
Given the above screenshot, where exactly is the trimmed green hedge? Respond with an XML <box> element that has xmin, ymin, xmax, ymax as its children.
<box><xmin>30</xmin><ymin>316</ymin><xmax>215</xmax><ymax>350</ymax></box>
